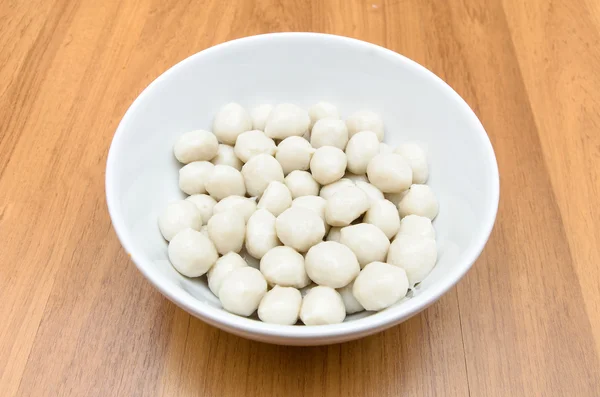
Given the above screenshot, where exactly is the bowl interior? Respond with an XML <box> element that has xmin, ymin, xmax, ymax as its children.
<box><xmin>106</xmin><ymin>33</ymin><xmax>498</xmax><ymax>343</ymax></box>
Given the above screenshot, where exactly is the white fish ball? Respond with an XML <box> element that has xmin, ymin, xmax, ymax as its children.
<box><xmin>264</xmin><ymin>103</ymin><xmax>310</xmax><ymax>140</ymax></box>
<box><xmin>363</xmin><ymin>199</ymin><xmax>400</xmax><ymax>239</ymax></box>
<box><xmin>367</xmin><ymin>153</ymin><xmax>413</xmax><ymax>193</ymax></box>
<box><xmin>387</xmin><ymin>234</ymin><xmax>437</xmax><ymax>286</ymax></box>
<box><xmin>211</xmin><ymin>144</ymin><xmax>243</xmax><ymax>170</ymax></box>
<box><xmin>219</xmin><ymin>267</ymin><xmax>267</xmax><ymax>316</ymax></box>
<box><xmin>284</xmin><ymin>170</ymin><xmax>320</xmax><ymax>198</ymax></box>
<box><xmin>310</xmin><ymin>146</ymin><xmax>347</xmax><ymax>185</ymax></box>
<box><xmin>212</xmin><ymin>103</ymin><xmax>252</xmax><ymax>145</ymax></box>
<box><xmin>325</xmin><ymin>185</ymin><xmax>370</xmax><ymax>227</ymax></box>
<box><xmin>319</xmin><ymin>178</ymin><xmax>354</xmax><ymax>200</ymax></box>
<box><xmin>337</xmin><ymin>280</ymin><xmax>364</xmax><ymax>314</ymax></box>
<box><xmin>292</xmin><ymin>195</ymin><xmax>329</xmax><ymax>233</ymax></box>
<box><xmin>379</xmin><ymin>142</ymin><xmax>394</xmax><ymax>154</ymax></box>
<box><xmin>353</xmin><ymin>261</ymin><xmax>409</xmax><ymax>311</ymax></box>
<box><xmin>355</xmin><ymin>181</ymin><xmax>384</xmax><ymax>203</ymax></box>
<box><xmin>213</xmin><ymin>195</ymin><xmax>257</xmax><ymax>223</ymax></box>
<box><xmin>205</xmin><ymin>165</ymin><xmax>246</xmax><ymax>201</ymax></box>
<box><xmin>397</xmin><ymin>214</ymin><xmax>436</xmax><ymax>239</ymax></box>
<box><xmin>207</xmin><ymin>210</ymin><xmax>246</xmax><ymax>255</ymax></box>
<box><xmin>178</xmin><ymin>161</ymin><xmax>214</xmax><ymax>195</ymax></box>
<box><xmin>241</xmin><ymin>154</ymin><xmax>284</xmax><ymax>197</ymax></box>
<box><xmin>173</xmin><ymin>130</ymin><xmax>219</xmax><ymax>164</ymax></box>
<box><xmin>397</xmin><ymin>184</ymin><xmax>439</xmax><ymax>220</ymax></box>
<box><xmin>346</xmin><ymin>110</ymin><xmax>384</xmax><ymax>141</ymax></box>
<box><xmin>394</xmin><ymin>143</ymin><xmax>429</xmax><ymax>184</ymax></box>
<box><xmin>260</xmin><ymin>246</ymin><xmax>310</xmax><ymax>288</ymax></box>
<box><xmin>158</xmin><ymin>200</ymin><xmax>202</xmax><ymax>241</ymax></box>
<box><xmin>345</xmin><ymin>130</ymin><xmax>380</xmax><ymax>175</ymax></box>
<box><xmin>207</xmin><ymin>252</ymin><xmax>248</xmax><ymax>296</ymax></box>
<box><xmin>310</xmin><ymin>119</ymin><xmax>348</xmax><ymax>150</ymax></box>
<box><xmin>300</xmin><ymin>286</ymin><xmax>346</xmax><ymax>325</ymax></box>
<box><xmin>326</xmin><ymin>227</ymin><xmax>342</xmax><ymax>243</ymax></box>
<box><xmin>275</xmin><ymin>136</ymin><xmax>315</xmax><ymax>175</ymax></box>
<box><xmin>168</xmin><ymin>228</ymin><xmax>218</xmax><ymax>277</ymax></box>
<box><xmin>308</xmin><ymin>101</ymin><xmax>339</xmax><ymax>128</ymax></box>
<box><xmin>245</xmin><ymin>209</ymin><xmax>280</xmax><ymax>259</ymax></box>
<box><xmin>185</xmin><ymin>194</ymin><xmax>217</xmax><ymax>225</ymax></box>
<box><xmin>258</xmin><ymin>286</ymin><xmax>302</xmax><ymax>325</ymax></box>
<box><xmin>250</xmin><ymin>104</ymin><xmax>273</xmax><ymax>131</ymax></box>
<box><xmin>304</xmin><ymin>241</ymin><xmax>360</xmax><ymax>288</ymax></box>
<box><xmin>275</xmin><ymin>207</ymin><xmax>325</xmax><ymax>252</ymax></box>
<box><xmin>257</xmin><ymin>181</ymin><xmax>292</xmax><ymax>216</ymax></box>
<box><xmin>339</xmin><ymin>223</ymin><xmax>390</xmax><ymax>268</ymax></box>
<box><xmin>344</xmin><ymin>173</ymin><xmax>369</xmax><ymax>184</ymax></box>
<box><xmin>234</xmin><ymin>130</ymin><xmax>277</xmax><ymax>163</ymax></box>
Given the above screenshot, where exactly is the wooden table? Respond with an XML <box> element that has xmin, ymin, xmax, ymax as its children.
<box><xmin>1</xmin><ymin>0</ymin><xmax>599</xmax><ymax>395</ymax></box>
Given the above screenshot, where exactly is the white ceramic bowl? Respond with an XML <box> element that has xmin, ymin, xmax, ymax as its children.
<box><xmin>106</xmin><ymin>33</ymin><xmax>499</xmax><ymax>345</ymax></box>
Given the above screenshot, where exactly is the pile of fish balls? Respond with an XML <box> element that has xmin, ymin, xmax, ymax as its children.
<box><xmin>158</xmin><ymin>101</ymin><xmax>439</xmax><ymax>326</ymax></box>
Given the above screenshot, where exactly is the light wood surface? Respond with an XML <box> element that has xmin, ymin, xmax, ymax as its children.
<box><xmin>1</xmin><ymin>0</ymin><xmax>599</xmax><ymax>395</ymax></box>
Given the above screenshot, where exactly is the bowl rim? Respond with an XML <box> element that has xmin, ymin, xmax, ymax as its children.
<box><xmin>106</xmin><ymin>32</ymin><xmax>500</xmax><ymax>341</ymax></box>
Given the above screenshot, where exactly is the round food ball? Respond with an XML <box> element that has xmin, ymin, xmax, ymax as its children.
<box><xmin>212</xmin><ymin>195</ymin><xmax>257</xmax><ymax>223</ymax></box>
<box><xmin>363</xmin><ymin>199</ymin><xmax>400</xmax><ymax>239</ymax></box>
<box><xmin>308</xmin><ymin>101</ymin><xmax>339</xmax><ymax>128</ymax></box>
<box><xmin>178</xmin><ymin>161</ymin><xmax>214</xmax><ymax>195</ymax></box>
<box><xmin>276</xmin><ymin>136</ymin><xmax>315</xmax><ymax>175</ymax></box>
<box><xmin>310</xmin><ymin>146</ymin><xmax>347</xmax><ymax>185</ymax></box>
<box><xmin>264</xmin><ymin>103</ymin><xmax>310</xmax><ymax>140</ymax></box>
<box><xmin>168</xmin><ymin>228</ymin><xmax>218</xmax><ymax>277</ymax></box>
<box><xmin>173</xmin><ymin>130</ymin><xmax>219</xmax><ymax>164</ymax></box>
<box><xmin>211</xmin><ymin>144</ymin><xmax>243</xmax><ymax>170</ymax></box>
<box><xmin>185</xmin><ymin>194</ymin><xmax>217</xmax><ymax>225</ymax></box>
<box><xmin>276</xmin><ymin>207</ymin><xmax>325</xmax><ymax>252</ymax></box>
<box><xmin>158</xmin><ymin>200</ymin><xmax>202</xmax><ymax>241</ymax></box>
<box><xmin>257</xmin><ymin>181</ymin><xmax>292</xmax><ymax>216</ymax></box>
<box><xmin>346</xmin><ymin>110</ymin><xmax>384</xmax><ymax>141</ymax></box>
<box><xmin>246</xmin><ymin>209</ymin><xmax>280</xmax><ymax>259</ymax></box>
<box><xmin>258</xmin><ymin>286</ymin><xmax>302</xmax><ymax>325</ymax></box>
<box><xmin>326</xmin><ymin>226</ymin><xmax>342</xmax><ymax>242</ymax></box>
<box><xmin>241</xmin><ymin>154</ymin><xmax>284</xmax><ymax>198</ymax></box>
<box><xmin>355</xmin><ymin>181</ymin><xmax>384</xmax><ymax>203</ymax></box>
<box><xmin>337</xmin><ymin>280</ymin><xmax>364</xmax><ymax>314</ymax></box>
<box><xmin>292</xmin><ymin>195</ymin><xmax>329</xmax><ymax>233</ymax></box>
<box><xmin>310</xmin><ymin>119</ymin><xmax>348</xmax><ymax>150</ymax></box>
<box><xmin>304</xmin><ymin>241</ymin><xmax>360</xmax><ymax>288</ymax></box>
<box><xmin>319</xmin><ymin>178</ymin><xmax>354</xmax><ymax>200</ymax></box>
<box><xmin>207</xmin><ymin>210</ymin><xmax>246</xmax><ymax>255</ymax></box>
<box><xmin>397</xmin><ymin>214</ymin><xmax>435</xmax><ymax>239</ymax></box>
<box><xmin>325</xmin><ymin>185</ymin><xmax>370</xmax><ymax>227</ymax></box>
<box><xmin>366</xmin><ymin>153</ymin><xmax>413</xmax><ymax>193</ymax></box>
<box><xmin>212</xmin><ymin>103</ymin><xmax>252</xmax><ymax>145</ymax></box>
<box><xmin>207</xmin><ymin>252</ymin><xmax>247</xmax><ymax>296</ymax></box>
<box><xmin>250</xmin><ymin>104</ymin><xmax>273</xmax><ymax>131</ymax></box>
<box><xmin>387</xmin><ymin>234</ymin><xmax>437</xmax><ymax>286</ymax></box>
<box><xmin>260</xmin><ymin>246</ymin><xmax>310</xmax><ymax>288</ymax></box>
<box><xmin>234</xmin><ymin>130</ymin><xmax>276</xmax><ymax>163</ymax></box>
<box><xmin>345</xmin><ymin>130</ymin><xmax>380</xmax><ymax>175</ymax></box>
<box><xmin>219</xmin><ymin>267</ymin><xmax>267</xmax><ymax>316</ymax></box>
<box><xmin>379</xmin><ymin>142</ymin><xmax>394</xmax><ymax>154</ymax></box>
<box><xmin>205</xmin><ymin>165</ymin><xmax>246</xmax><ymax>201</ymax></box>
<box><xmin>339</xmin><ymin>224</ymin><xmax>390</xmax><ymax>268</ymax></box>
<box><xmin>394</xmin><ymin>143</ymin><xmax>428</xmax><ymax>184</ymax></box>
<box><xmin>397</xmin><ymin>184</ymin><xmax>439</xmax><ymax>220</ymax></box>
<box><xmin>284</xmin><ymin>170</ymin><xmax>320</xmax><ymax>198</ymax></box>
<box><xmin>300</xmin><ymin>286</ymin><xmax>346</xmax><ymax>325</ymax></box>
<box><xmin>353</xmin><ymin>261</ymin><xmax>409</xmax><ymax>311</ymax></box>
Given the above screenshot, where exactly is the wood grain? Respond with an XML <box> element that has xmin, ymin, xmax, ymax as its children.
<box><xmin>1</xmin><ymin>0</ymin><xmax>599</xmax><ymax>395</ymax></box>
